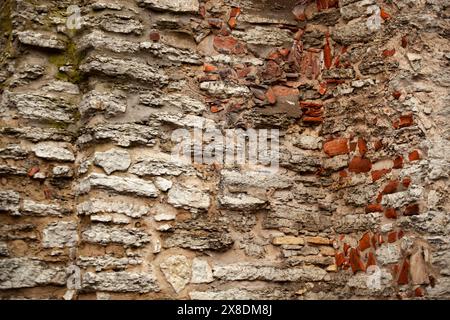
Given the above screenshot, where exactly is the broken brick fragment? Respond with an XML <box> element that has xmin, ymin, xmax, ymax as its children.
<box><xmin>349</xmin><ymin>248</ymin><xmax>366</xmax><ymax>273</ymax></box>
<box><xmin>408</xmin><ymin>150</ymin><xmax>420</xmax><ymax>162</ymax></box>
<box><xmin>213</xmin><ymin>36</ymin><xmax>246</xmax><ymax>54</ymax></box>
<box><xmin>388</xmin><ymin>231</ymin><xmax>397</xmax><ymax>243</ymax></box>
<box><xmin>393</xmin><ymin>156</ymin><xmax>403</xmax><ymax>169</ymax></box>
<box><xmin>383</xmin><ymin>49</ymin><xmax>396</xmax><ymax>57</ymax></box>
<box><xmin>228</xmin><ymin>17</ymin><xmax>237</xmax><ymax>29</ymax></box>
<box><xmin>210</xmin><ymin>106</ymin><xmax>221</xmax><ymax>113</ymax></box>
<box><xmin>402</xmin><ymin>177</ymin><xmax>412</xmax><ymax>188</ymax></box>
<box><xmin>398</xmin><ymin>259</ymin><xmax>410</xmax><ymax>285</ymax></box>
<box><xmin>318</xmin><ymin>82</ymin><xmax>327</xmax><ymax>95</ymax></box>
<box><xmin>372</xmin><ymin>169</ymin><xmax>390</xmax><ymax>182</ymax></box>
<box><xmin>230</xmin><ymin>7</ymin><xmax>241</xmax><ymax>18</ymax></box>
<box><xmin>357</xmin><ymin>138</ymin><xmax>367</xmax><ymax>156</ymax></box>
<box><xmin>358</xmin><ymin>232</ymin><xmax>371</xmax><ymax>252</ymax></box>
<box><xmin>335</xmin><ymin>252</ymin><xmax>346</xmax><ymax>267</ymax></box>
<box><xmin>366</xmin><ymin>252</ymin><xmax>376</xmax><ymax>268</ymax></box>
<box><xmin>28</xmin><ymin>167</ymin><xmax>40</xmax><ymax>177</ymax></box>
<box><xmin>392</xmin><ymin>91</ymin><xmax>402</xmax><ymax>100</ymax></box>
<box><xmin>380</xmin><ymin>8</ymin><xmax>391</xmax><ymax>20</ymax></box>
<box><xmin>404</xmin><ymin>203</ymin><xmax>420</xmax><ymax>216</ymax></box>
<box><xmin>415</xmin><ymin>287</ymin><xmax>424</xmax><ymax>297</ymax></box>
<box><xmin>149</xmin><ymin>31</ymin><xmax>160</xmax><ymax>42</ymax></box>
<box><xmin>385</xmin><ymin>208</ymin><xmax>397</xmax><ymax>219</ymax></box>
<box><xmin>365</xmin><ymin>204</ymin><xmax>383</xmax><ymax>213</ymax></box>
<box><xmin>373</xmin><ymin>139</ymin><xmax>383</xmax><ymax>151</ymax></box>
<box><xmin>263</xmin><ymin>88</ymin><xmax>275</xmax><ymax>105</ymax></box>
<box><xmin>399</xmin><ymin>114</ymin><xmax>414</xmax><ymax>128</ymax></box>
<box><xmin>339</xmin><ymin>170</ymin><xmax>348</xmax><ymax>178</ymax></box>
<box><xmin>382</xmin><ymin>179</ymin><xmax>399</xmax><ymax>194</ymax></box>
<box><xmin>343</xmin><ymin>243</ymin><xmax>350</xmax><ymax>256</ymax></box>
<box><xmin>398</xmin><ymin>230</ymin><xmax>404</xmax><ymax>239</ymax></box>
<box><xmin>323</xmin><ymin>138</ymin><xmax>349</xmax><ymax>157</ymax></box>
<box><xmin>303</xmin><ymin>117</ymin><xmax>323</xmax><ymax>124</ymax></box>
<box><xmin>348</xmin><ymin>156</ymin><xmax>372</xmax><ymax>173</ymax></box>
<box><xmin>203</xmin><ymin>63</ymin><xmax>217</xmax><ymax>73</ymax></box>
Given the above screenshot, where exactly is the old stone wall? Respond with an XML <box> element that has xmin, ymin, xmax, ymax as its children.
<box><xmin>0</xmin><ymin>0</ymin><xmax>449</xmax><ymax>299</ymax></box>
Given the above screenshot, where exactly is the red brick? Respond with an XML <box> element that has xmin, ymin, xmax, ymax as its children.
<box><xmin>392</xmin><ymin>91</ymin><xmax>402</xmax><ymax>100</ymax></box>
<box><xmin>383</xmin><ymin>49</ymin><xmax>396</xmax><ymax>57</ymax></box>
<box><xmin>349</xmin><ymin>248</ymin><xmax>366</xmax><ymax>274</ymax></box>
<box><xmin>210</xmin><ymin>106</ymin><xmax>221</xmax><ymax>113</ymax></box>
<box><xmin>213</xmin><ymin>36</ymin><xmax>246</xmax><ymax>54</ymax></box>
<box><xmin>399</xmin><ymin>114</ymin><xmax>414</xmax><ymax>128</ymax></box>
<box><xmin>372</xmin><ymin>169</ymin><xmax>390</xmax><ymax>182</ymax></box>
<box><xmin>203</xmin><ymin>63</ymin><xmax>217</xmax><ymax>72</ymax></box>
<box><xmin>402</xmin><ymin>177</ymin><xmax>412</xmax><ymax>188</ymax></box>
<box><xmin>371</xmin><ymin>235</ymin><xmax>377</xmax><ymax>249</ymax></box>
<box><xmin>414</xmin><ymin>287</ymin><xmax>423</xmax><ymax>297</ymax></box>
<box><xmin>358</xmin><ymin>232</ymin><xmax>371</xmax><ymax>252</ymax></box>
<box><xmin>388</xmin><ymin>231</ymin><xmax>397</xmax><ymax>243</ymax></box>
<box><xmin>385</xmin><ymin>208</ymin><xmax>397</xmax><ymax>219</ymax></box>
<box><xmin>398</xmin><ymin>259</ymin><xmax>410</xmax><ymax>285</ymax></box>
<box><xmin>393</xmin><ymin>156</ymin><xmax>403</xmax><ymax>169</ymax></box>
<box><xmin>382</xmin><ymin>179</ymin><xmax>399</xmax><ymax>194</ymax></box>
<box><xmin>357</xmin><ymin>138</ymin><xmax>368</xmax><ymax>156</ymax></box>
<box><xmin>266</xmin><ymin>87</ymin><xmax>276</xmax><ymax>104</ymax></box>
<box><xmin>318</xmin><ymin>82</ymin><xmax>327</xmax><ymax>95</ymax></box>
<box><xmin>404</xmin><ymin>203</ymin><xmax>420</xmax><ymax>216</ymax></box>
<box><xmin>365</xmin><ymin>204</ymin><xmax>383</xmax><ymax>213</ymax></box>
<box><xmin>230</xmin><ymin>7</ymin><xmax>241</xmax><ymax>18</ymax></box>
<box><xmin>323</xmin><ymin>138</ymin><xmax>349</xmax><ymax>157</ymax></box>
<box><xmin>348</xmin><ymin>156</ymin><xmax>372</xmax><ymax>173</ymax></box>
<box><xmin>335</xmin><ymin>252</ymin><xmax>346</xmax><ymax>267</ymax></box>
<box><xmin>398</xmin><ymin>230</ymin><xmax>404</xmax><ymax>239</ymax></box>
<box><xmin>366</xmin><ymin>252</ymin><xmax>376</xmax><ymax>268</ymax></box>
<box><xmin>28</xmin><ymin>167</ymin><xmax>40</xmax><ymax>177</ymax></box>
<box><xmin>373</xmin><ymin>139</ymin><xmax>383</xmax><ymax>151</ymax></box>
<box><xmin>339</xmin><ymin>170</ymin><xmax>348</xmax><ymax>178</ymax></box>
<box><xmin>149</xmin><ymin>31</ymin><xmax>160</xmax><ymax>42</ymax></box>
<box><xmin>380</xmin><ymin>7</ymin><xmax>391</xmax><ymax>20</ymax></box>
<box><xmin>343</xmin><ymin>243</ymin><xmax>350</xmax><ymax>256</ymax></box>
<box><xmin>228</xmin><ymin>17</ymin><xmax>237</xmax><ymax>29</ymax></box>
<box><xmin>376</xmin><ymin>193</ymin><xmax>383</xmax><ymax>203</ymax></box>
<box><xmin>408</xmin><ymin>150</ymin><xmax>420</xmax><ymax>162</ymax></box>
<box><xmin>303</xmin><ymin>117</ymin><xmax>323</xmax><ymax>124</ymax></box>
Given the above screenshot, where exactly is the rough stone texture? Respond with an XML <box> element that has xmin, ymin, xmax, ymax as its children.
<box><xmin>167</xmin><ymin>184</ymin><xmax>210</xmax><ymax>212</ymax></box>
<box><xmin>82</xmin><ymin>271</ymin><xmax>159</xmax><ymax>293</ymax></box>
<box><xmin>82</xmin><ymin>224</ymin><xmax>150</xmax><ymax>247</ymax></box>
<box><xmin>77</xmin><ymin>199</ymin><xmax>149</xmax><ymax>218</ymax></box>
<box><xmin>94</xmin><ymin>149</ymin><xmax>131</xmax><ymax>175</ymax></box>
<box><xmin>32</xmin><ymin>142</ymin><xmax>75</xmax><ymax>162</ymax></box>
<box><xmin>0</xmin><ymin>0</ymin><xmax>448</xmax><ymax>301</ymax></box>
<box><xmin>42</xmin><ymin>221</ymin><xmax>78</xmax><ymax>248</ymax></box>
<box><xmin>0</xmin><ymin>258</ymin><xmax>67</xmax><ymax>289</ymax></box>
<box><xmin>78</xmin><ymin>173</ymin><xmax>159</xmax><ymax>198</ymax></box>
<box><xmin>160</xmin><ymin>255</ymin><xmax>191</xmax><ymax>293</ymax></box>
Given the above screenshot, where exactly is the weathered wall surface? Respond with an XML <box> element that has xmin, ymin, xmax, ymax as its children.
<box><xmin>0</xmin><ymin>0</ymin><xmax>449</xmax><ymax>299</ymax></box>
